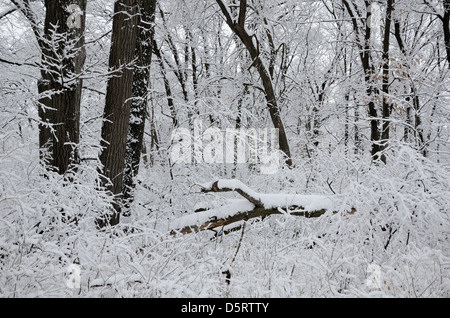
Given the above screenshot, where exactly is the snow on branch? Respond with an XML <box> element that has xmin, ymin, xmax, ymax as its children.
<box><xmin>171</xmin><ymin>179</ymin><xmax>355</xmax><ymax>235</ymax></box>
<box><xmin>200</xmin><ymin>179</ymin><xmax>264</xmax><ymax>207</ymax></box>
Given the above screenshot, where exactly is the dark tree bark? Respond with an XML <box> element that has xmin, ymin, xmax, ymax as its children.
<box><xmin>393</xmin><ymin>14</ymin><xmax>426</xmax><ymax>155</ymax></box>
<box><xmin>98</xmin><ymin>0</ymin><xmax>140</xmax><ymax>227</ymax></box>
<box><xmin>16</xmin><ymin>0</ymin><xmax>86</xmax><ymax>174</ymax></box>
<box><xmin>152</xmin><ymin>40</ymin><xmax>178</xmax><ymax>126</ymax></box>
<box><xmin>122</xmin><ymin>0</ymin><xmax>157</xmax><ymax>214</ymax></box>
<box><xmin>341</xmin><ymin>0</ymin><xmax>389</xmax><ymax>162</ymax></box>
<box><xmin>216</xmin><ymin>0</ymin><xmax>292</xmax><ymax>167</ymax></box>
<box><xmin>442</xmin><ymin>0</ymin><xmax>450</xmax><ymax>67</ymax></box>
<box><xmin>379</xmin><ymin>0</ymin><xmax>394</xmax><ymax>163</ymax></box>
<box><xmin>158</xmin><ymin>6</ymin><xmax>189</xmax><ymax>103</ymax></box>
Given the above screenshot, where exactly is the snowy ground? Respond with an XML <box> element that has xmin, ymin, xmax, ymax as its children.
<box><xmin>1</xmin><ymin>142</ymin><xmax>449</xmax><ymax>298</ymax></box>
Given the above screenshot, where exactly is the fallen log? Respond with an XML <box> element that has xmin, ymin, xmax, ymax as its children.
<box><xmin>171</xmin><ymin>179</ymin><xmax>355</xmax><ymax>235</ymax></box>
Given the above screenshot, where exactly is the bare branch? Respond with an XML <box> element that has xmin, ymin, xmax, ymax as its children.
<box><xmin>0</xmin><ymin>7</ymin><xmax>17</xmax><ymax>20</ymax></box>
<box><xmin>200</xmin><ymin>179</ymin><xmax>263</xmax><ymax>207</ymax></box>
<box><xmin>216</xmin><ymin>0</ymin><xmax>235</xmax><ymax>26</ymax></box>
<box><xmin>10</xmin><ymin>0</ymin><xmax>44</xmax><ymax>49</ymax></box>
<box><xmin>238</xmin><ymin>0</ymin><xmax>247</xmax><ymax>27</ymax></box>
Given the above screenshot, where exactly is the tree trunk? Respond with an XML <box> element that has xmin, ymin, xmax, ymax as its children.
<box><xmin>122</xmin><ymin>0</ymin><xmax>157</xmax><ymax>214</ymax></box>
<box><xmin>98</xmin><ymin>0</ymin><xmax>140</xmax><ymax>227</ymax></box>
<box><xmin>38</xmin><ymin>0</ymin><xmax>86</xmax><ymax>174</ymax></box>
<box><xmin>379</xmin><ymin>0</ymin><xmax>394</xmax><ymax>164</ymax></box>
<box><xmin>442</xmin><ymin>0</ymin><xmax>450</xmax><ymax>68</ymax></box>
<box><xmin>216</xmin><ymin>0</ymin><xmax>292</xmax><ymax>167</ymax></box>
<box><xmin>152</xmin><ymin>40</ymin><xmax>178</xmax><ymax>126</ymax></box>
<box><xmin>342</xmin><ymin>0</ymin><xmax>382</xmax><ymax>162</ymax></box>
<box><xmin>394</xmin><ymin>15</ymin><xmax>426</xmax><ymax>155</ymax></box>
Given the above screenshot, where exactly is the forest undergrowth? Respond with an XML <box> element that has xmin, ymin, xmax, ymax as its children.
<box><xmin>1</xmin><ymin>131</ymin><xmax>448</xmax><ymax>297</ymax></box>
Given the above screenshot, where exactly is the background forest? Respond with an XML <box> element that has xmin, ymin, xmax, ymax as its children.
<box><xmin>0</xmin><ymin>0</ymin><xmax>449</xmax><ymax>297</ymax></box>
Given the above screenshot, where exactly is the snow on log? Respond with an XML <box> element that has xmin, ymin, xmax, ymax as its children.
<box><xmin>171</xmin><ymin>179</ymin><xmax>352</xmax><ymax>235</ymax></box>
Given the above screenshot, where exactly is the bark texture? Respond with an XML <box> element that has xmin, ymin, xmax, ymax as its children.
<box><xmin>38</xmin><ymin>0</ymin><xmax>86</xmax><ymax>174</ymax></box>
<box><xmin>123</xmin><ymin>0</ymin><xmax>157</xmax><ymax>213</ymax></box>
<box><xmin>98</xmin><ymin>0</ymin><xmax>140</xmax><ymax>227</ymax></box>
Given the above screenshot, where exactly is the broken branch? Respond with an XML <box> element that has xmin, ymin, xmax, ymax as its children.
<box><xmin>171</xmin><ymin>179</ymin><xmax>355</xmax><ymax>235</ymax></box>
